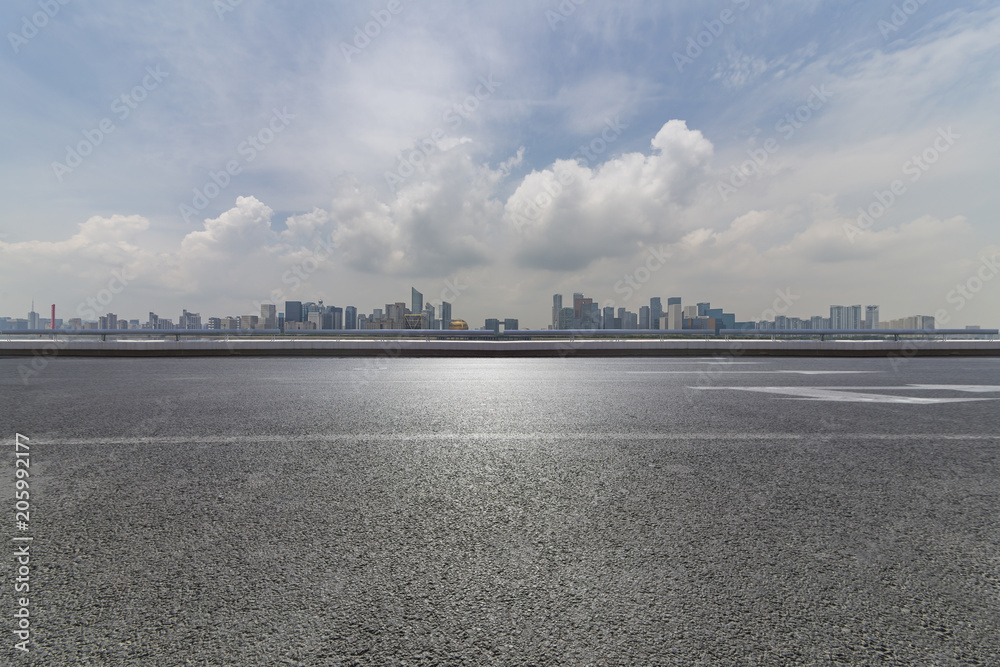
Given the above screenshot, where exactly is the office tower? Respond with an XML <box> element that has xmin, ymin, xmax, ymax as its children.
<box><xmin>28</xmin><ymin>301</ymin><xmax>39</xmax><ymax>329</ymax></box>
<box><xmin>259</xmin><ymin>304</ymin><xmax>276</xmax><ymax>329</ymax></box>
<box><xmin>412</xmin><ymin>287</ymin><xmax>423</xmax><ymax>316</ymax></box>
<box><xmin>552</xmin><ymin>294</ymin><xmax>562</xmax><ymax>329</ymax></box>
<box><xmin>810</xmin><ymin>315</ymin><xmax>825</xmax><ymax>329</ymax></box>
<box><xmin>357</xmin><ymin>314</ymin><xmax>367</xmax><ymax>330</ymax></box>
<box><xmin>639</xmin><ymin>306</ymin><xmax>650</xmax><ymax>329</ymax></box>
<box><xmin>207</xmin><ymin>317</ymin><xmax>221</xmax><ymax>330</ymax></box>
<box><xmin>441</xmin><ymin>301</ymin><xmax>452</xmax><ymax>330</ymax></box>
<box><xmin>485</xmin><ymin>318</ymin><xmax>500</xmax><ymax>334</ymax></box>
<box><xmin>558</xmin><ymin>307</ymin><xmax>575</xmax><ymax>329</ymax></box>
<box><xmin>573</xmin><ymin>293</ymin><xmax>592</xmax><ymax>319</ymax></box>
<box><xmin>650</xmin><ymin>297</ymin><xmax>662</xmax><ymax>330</ymax></box>
<box><xmin>284</xmin><ymin>301</ymin><xmax>303</xmax><ymax>324</ymax></box>
<box><xmin>581</xmin><ymin>302</ymin><xmax>601</xmax><ymax>330</ymax></box>
<box><xmin>865</xmin><ymin>305</ymin><xmax>879</xmax><ymax>330</ymax></box>
<box><xmin>331</xmin><ymin>306</ymin><xmax>343</xmax><ymax>330</ymax></box>
<box><xmin>603</xmin><ymin>306</ymin><xmax>615</xmax><ymax>329</ymax></box>
<box><xmin>422</xmin><ymin>304</ymin><xmax>435</xmax><ymax>329</ymax></box>
<box><xmin>345</xmin><ymin>306</ymin><xmax>357</xmax><ymax>330</ymax></box>
<box><xmin>503</xmin><ymin>318</ymin><xmax>518</xmax><ymax>331</ymax></box>
<box><xmin>667</xmin><ymin>298</ymin><xmax>682</xmax><ymax>330</ymax></box>
<box><xmin>241</xmin><ymin>315</ymin><xmax>259</xmax><ymax>330</ymax></box>
<box><xmin>696</xmin><ymin>302</ymin><xmax>710</xmax><ymax>317</ymax></box>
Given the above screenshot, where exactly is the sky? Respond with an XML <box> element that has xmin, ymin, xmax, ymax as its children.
<box><xmin>1</xmin><ymin>0</ymin><xmax>998</xmax><ymax>329</ymax></box>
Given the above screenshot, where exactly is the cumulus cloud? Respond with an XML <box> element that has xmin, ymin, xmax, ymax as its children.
<box><xmin>330</xmin><ymin>143</ymin><xmax>509</xmax><ymax>276</ymax></box>
<box><xmin>505</xmin><ymin>119</ymin><xmax>714</xmax><ymax>270</ymax></box>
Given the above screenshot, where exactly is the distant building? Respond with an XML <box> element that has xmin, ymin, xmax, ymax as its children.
<box><xmin>552</xmin><ymin>294</ymin><xmax>562</xmax><ymax>329</ymax></box>
<box><xmin>602</xmin><ymin>306</ymin><xmax>615</xmax><ymax>329</ymax></box>
<box><xmin>345</xmin><ymin>306</ymin><xmax>357</xmax><ymax>330</ymax></box>
<box><xmin>865</xmin><ymin>305</ymin><xmax>879</xmax><ymax>330</ymax></box>
<box><xmin>259</xmin><ymin>304</ymin><xmax>276</xmax><ymax>330</ymax></box>
<box><xmin>284</xmin><ymin>301</ymin><xmax>302</xmax><ymax>324</ymax></box>
<box><xmin>411</xmin><ymin>287</ymin><xmax>423</xmax><ymax>317</ymax></box>
<box><xmin>639</xmin><ymin>306</ymin><xmax>650</xmax><ymax>329</ymax></box>
<box><xmin>666</xmin><ymin>298</ymin><xmax>682</xmax><ymax>330</ymax></box>
<box><xmin>650</xmin><ymin>297</ymin><xmax>662</xmax><ymax>330</ymax></box>
<box><xmin>485</xmin><ymin>318</ymin><xmax>500</xmax><ymax>334</ymax></box>
<box><xmin>441</xmin><ymin>301</ymin><xmax>452</xmax><ymax>331</ymax></box>
<box><xmin>503</xmin><ymin>318</ymin><xmax>518</xmax><ymax>331</ymax></box>
<box><xmin>180</xmin><ymin>309</ymin><xmax>202</xmax><ymax>329</ymax></box>
<box><xmin>449</xmin><ymin>319</ymin><xmax>469</xmax><ymax>330</ymax></box>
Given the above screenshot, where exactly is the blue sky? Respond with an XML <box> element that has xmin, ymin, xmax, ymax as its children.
<box><xmin>1</xmin><ymin>0</ymin><xmax>998</xmax><ymax>328</ymax></box>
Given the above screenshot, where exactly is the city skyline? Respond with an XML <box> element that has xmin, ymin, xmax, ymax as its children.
<box><xmin>1</xmin><ymin>287</ymin><xmax>979</xmax><ymax>332</ymax></box>
<box><xmin>1</xmin><ymin>2</ymin><xmax>998</xmax><ymax>329</ymax></box>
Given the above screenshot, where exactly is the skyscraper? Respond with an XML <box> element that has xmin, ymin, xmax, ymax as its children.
<box><xmin>441</xmin><ymin>301</ymin><xmax>452</xmax><ymax>330</ymax></box>
<box><xmin>666</xmin><ymin>297</ymin><xmax>682</xmax><ymax>330</ymax></box>
<box><xmin>412</xmin><ymin>287</ymin><xmax>423</xmax><ymax>316</ymax></box>
<box><xmin>345</xmin><ymin>306</ymin><xmax>357</xmax><ymax>330</ymax></box>
<box><xmin>865</xmin><ymin>305</ymin><xmax>879</xmax><ymax>330</ymax></box>
<box><xmin>639</xmin><ymin>306</ymin><xmax>650</xmax><ymax>329</ymax></box>
<box><xmin>259</xmin><ymin>304</ymin><xmax>276</xmax><ymax>329</ymax></box>
<box><xmin>848</xmin><ymin>305</ymin><xmax>862</xmax><ymax>330</ymax></box>
<box><xmin>552</xmin><ymin>294</ymin><xmax>562</xmax><ymax>329</ymax></box>
<box><xmin>602</xmin><ymin>305</ymin><xmax>615</xmax><ymax>329</ymax></box>
<box><xmin>650</xmin><ymin>297</ymin><xmax>662</xmax><ymax>330</ymax></box>
<box><xmin>284</xmin><ymin>301</ymin><xmax>302</xmax><ymax>324</ymax></box>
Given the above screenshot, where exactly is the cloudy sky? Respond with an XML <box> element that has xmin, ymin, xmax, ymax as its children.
<box><xmin>2</xmin><ymin>0</ymin><xmax>998</xmax><ymax>328</ymax></box>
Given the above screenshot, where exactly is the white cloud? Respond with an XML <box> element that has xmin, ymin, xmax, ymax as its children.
<box><xmin>506</xmin><ymin>120</ymin><xmax>714</xmax><ymax>270</ymax></box>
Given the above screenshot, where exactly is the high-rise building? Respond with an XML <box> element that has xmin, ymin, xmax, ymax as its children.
<box><xmin>865</xmin><ymin>305</ymin><xmax>879</xmax><ymax>330</ymax></box>
<box><xmin>284</xmin><ymin>301</ymin><xmax>302</xmax><ymax>324</ymax></box>
<box><xmin>331</xmin><ymin>306</ymin><xmax>343</xmax><ymax>330</ymax></box>
<box><xmin>485</xmin><ymin>318</ymin><xmax>500</xmax><ymax>334</ymax></box>
<box><xmin>345</xmin><ymin>306</ymin><xmax>357</xmax><ymax>330</ymax></box>
<box><xmin>28</xmin><ymin>301</ymin><xmax>39</xmax><ymax>329</ymax></box>
<box><xmin>422</xmin><ymin>304</ymin><xmax>435</xmax><ymax>329</ymax></box>
<box><xmin>259</xmin><ymin>304</ymin><xmax>276</xmax><ymax>330</ymax></box>
<box><xmin>848</xmin><ymin>305</ymin><xmax>862</xmax><ymax>330</ymax></box>
<box><xmin>441</xmin><ymin>301</ymin><xmax>452</xmax><ymax>330</ymax></box>
<box><xmin>552</xmin><ymin>294</ymin><xmax>562</xmax><ymax>330</ymax></box>
<box><xmin>558</xmin><ymin>307</ymin><xmax>576</xmax><ymax>329</ymax></box>
<box><xmin>411</xmin><ymin>287</ymin><xmax>423</xmax><ymax>317</ymax></box>
<box><xmin>639</xmin><ymin>306</ymin><xmax>650</xmax><ymax>329</ymax></box>
<box><xmin>667</xmin><ymin>297</ymin><xmax>682</xmax><ymax>330</ymax></box>
<box><xmin>697</xmin><ymin>302</ymin><xmax>710</xmax><ymax>317</ymax></box>
<box><xmin>830</xmin><ymin>305</ymin><xmax>846</xmax><ymax>329</ymax></box>
<box><xmin>180</xmin><ymin>309</ymin><xmax>202</xmax><ymax>329</ymax></box>
<box><xmin>650</xmin><ymin>297</ymin><xmax>662</xmax><ymax>330</ymax></box>
<box><xmin>602</xmin><ymin>306</ymin><xmax>615</xmax><ymax>329</ymax></box>
<box><xmin>503</xmin><ymin>318</ymin><xmax>518</xmax><ymax>331</ymax></box>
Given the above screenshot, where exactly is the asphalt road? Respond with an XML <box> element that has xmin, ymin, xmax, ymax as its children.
<box><xmin>2</xmin><ymin>356</ymin><xmax>999</xmax><ymax>665</ymax></box>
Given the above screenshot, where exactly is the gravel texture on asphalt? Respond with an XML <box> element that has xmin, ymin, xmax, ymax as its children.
<box><xmin>2</xmin><ymin>356</ymin><xmax>999</xmax><ymax>665</ymax></box>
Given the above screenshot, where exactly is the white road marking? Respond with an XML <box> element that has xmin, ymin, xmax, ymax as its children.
<box><xmin>694</xmin><ymin>384</ymin><xmax>1000</xmax><ymax>403</ymax></box>
<box><xmin>15</xmin><ymin>432</ymin><xmax>1000</xmax><ymax>446</ymax></box>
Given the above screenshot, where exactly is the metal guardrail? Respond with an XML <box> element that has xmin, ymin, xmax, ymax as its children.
<box><xmin>2</xmin><ymin>328</ymin><xmax>996</xmax><ymax>342</ymax></box>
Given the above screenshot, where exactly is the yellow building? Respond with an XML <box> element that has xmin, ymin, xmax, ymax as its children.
<box><xmin>449</xmin><ymin>319</ymin><xmax>469</xmax><ymax>330</ymax></box>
